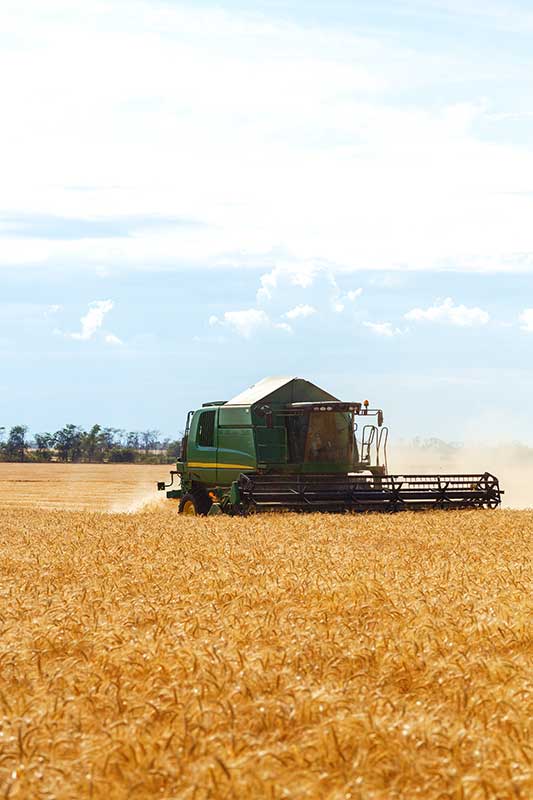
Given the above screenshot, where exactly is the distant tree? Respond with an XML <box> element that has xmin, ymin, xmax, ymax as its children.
<box><xmin>114</xmin><ymin>429</ymin><xmax>127</xmax><ymax>447</ymax></box>
<box><xmin>101</xmin><ymin>427</ymin><xmax>120</xmax><ymax>450</ymax></box>
<box><xmin>34</xmin><ymin>432</ymin><xmax>55</xmax><ymax>461</ymax></box>
<box><xmin>82</xmin><ymin>425</ymin><xmax>103</xmax><ymax>462</ymax></box>
<box><xmin>414</xmin><ymin>437</ymin><xmax>462</xmax><ymax>454</ymax></box>
<box><xmin>127</xmin><ymin>431</ymin><xmax>140</xmax><ymax>449</ymax></box>
<box><xmin>4</xmin><ymin>425</ymin><xmax>28</xmax><ymax>461</ymax></box>
<box><xmin>0</xmin><ymin>423</ymin><xmax>175</xmax><ymax>461</ymax></box>
<box><xmin>109</xmin><ymin>447</ymin><xmax>136</xmax><ymax>463</ymax></box>
<box><xmin>141</xmin><ymin>429</ymin><xmax>160</xmax><ymax>452</ymax></box>
<box><xmin>54</xmin><ymin>424</ymin><xmax>84</xmax><ymax>462</ymax></box>
<box><xmin>166</xmin><ymin>439</ymin><xmax>182</xmax><ymax>459</ymax></box>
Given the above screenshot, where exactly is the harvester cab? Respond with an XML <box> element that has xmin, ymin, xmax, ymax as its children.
<box><xmin>157</xmin><ymin>376</ymin><xmax>502</xmax><ymax>515</ymax></box>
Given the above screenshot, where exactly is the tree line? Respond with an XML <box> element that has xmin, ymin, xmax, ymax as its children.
<box><xmin>0</xmin><ymin>425</ymin><xmax>181</xmax><ymax>464</ymax></box>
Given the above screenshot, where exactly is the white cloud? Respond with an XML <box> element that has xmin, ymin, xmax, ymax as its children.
<box><xmin>104</xmin><ymin>333</ymin><xmax>123</xmax><ymax>345</ymax></box>
<box><xmin>274</xmin><ymin>322</ymin><xmax>293</xmax><ymax>334</ymax></box>
<box><xmin>363</xmin><ymin>321</ymin><xmax>403</xmax><ymax>337</ymax></box>
<box><xmin>346</xmin><ymin>289</ymin><xmax>363</xmax><ymax>302</ymax></box>
<box><xmin>332</xmin><ymin>286</ymin><xmax>363</xmax><ymax>313</ymax></box>
<box><xmin>256</xmin><ymin>272</ymin><xmax>278</xmax><ymax>304</ymax></box>
<box><xmin>68</xmin><ymin>299</ymin><xmax>114</xmax><ymax>340</ymax></box>
<box><xmin>369</xmin><ymin>274</ymin><xmax>406</xmax><ymax>289</ymax></box>
<box><xmin>284</xmin><ymin>304</ymin><xmax>317</xmax><ymax>320</ymax></box>
<box><xmin>257</xmin><ymin>263</ymin><xmax>318</xmax><ymax>303</ymax></box>
<box><xmin>404</xmin><ymin>298</ymin><xmax>490</xmax><ymax>327</ymax></box>
<box><xmin>1</xmin><ymin>2</ymin><xmax>533</xmax><ymax>277</ymax></box>
<box><xmin>418</xmin><ymin>0</ymin><xmax>533</xmax><ymax>33</ymax></box>
<box><xmin>519</xmin><ymin>309</ymin><xmax>533</xmax><ymax>332</ymax></box>
<box><xmin>254</xmin><ymin>262</ymin><xmax>363</xmax><ymax>320</ymax></box>
<box><xmin>43</xmin><ymin>303</ymin><xmax>63</xmax><ymax>318</ymax></box>
<box><xmin>209</xmin><ymin>308</ymin><xmax>292</xmax><ymax>338</ymax></box>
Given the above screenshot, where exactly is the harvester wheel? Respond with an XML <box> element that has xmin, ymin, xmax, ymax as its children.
<box><xmin>179</xmin><ymin>489</ymin><xmax>212</xmax><ymax>516</ymax></box>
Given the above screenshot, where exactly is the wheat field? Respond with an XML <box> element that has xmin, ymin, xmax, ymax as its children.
<box><xmin>0</xmin><ymin>463</ymin><xmax>166</xmax><ymax>512</ymax></box>
<box><xmin>0</xmin><ymin>466</ymin><xmax>531</xmax><ymax>798</ymax></box>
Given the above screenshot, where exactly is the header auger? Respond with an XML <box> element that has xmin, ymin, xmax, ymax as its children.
<box><xmin>157</xmin><ymin>377</ymin><xmax>503</xmax><ymax>515</ymax></box>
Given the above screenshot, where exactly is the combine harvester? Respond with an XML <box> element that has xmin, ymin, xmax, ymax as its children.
<box><xmin>157</xmin><ymin>377</ymin><xmax>502</xmax><ymax>515</ymax></box>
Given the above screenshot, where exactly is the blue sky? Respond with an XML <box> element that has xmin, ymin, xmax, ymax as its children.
<box><xmin>2</xmin><ymin>0</ymin><xmax>533</xmax><ymax>444</ymax></box>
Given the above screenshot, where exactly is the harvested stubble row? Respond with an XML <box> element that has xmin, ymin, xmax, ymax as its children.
<box><xmin>0</xmin><ymin>508</ymin><xmax>531</xmax><ymax>799</ymax></box>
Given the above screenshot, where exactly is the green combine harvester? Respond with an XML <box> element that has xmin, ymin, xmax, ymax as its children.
<box><xmin>157</xmin><ymin>376</ymin><xmax>502</xmax><ymax>515</ymax></box>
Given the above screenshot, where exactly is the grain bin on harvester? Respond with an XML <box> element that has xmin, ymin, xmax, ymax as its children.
<box><xmin>157</xmin><ymin>376</ymin><xmax>502</xmax><ymax>515</ymax></box>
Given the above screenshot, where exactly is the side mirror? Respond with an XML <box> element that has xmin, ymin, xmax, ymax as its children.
<box><xmin>157</xmin><ymin>482</ymin><xmax>166</xmax><ymax>491</ymax></box>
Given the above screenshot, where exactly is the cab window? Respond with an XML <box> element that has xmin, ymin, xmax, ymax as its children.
<box><xmin>304</xmin><ymin>412</ymin><xmax>353</xmax><ymax>463</ymax></box>
<box><xmin>197</xmin><ymin>410</ymin><xmax>216</xmax><ymax>447</ymax></box>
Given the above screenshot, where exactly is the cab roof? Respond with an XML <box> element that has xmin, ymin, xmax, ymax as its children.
<box><xmin>225</xmin><ymin>376</ymin><xmax>338</xmax><ymax>406</ymax></box>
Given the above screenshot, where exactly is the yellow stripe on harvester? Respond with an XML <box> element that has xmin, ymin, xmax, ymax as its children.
<box><xmin>188</xmin><ymin>462</ymin><xmax>254</xmax><ymax>470</ymax></box>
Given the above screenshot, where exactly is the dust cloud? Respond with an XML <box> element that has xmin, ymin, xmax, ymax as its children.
<box><xmin>109</xmin><ymin>489</ymin><xmax>167</xmax><ymax>514</ymax></box>
<box><xmin>391</xmin><ymin>440</ymin><xmax>533</xmax><ymax>509</ymax></box>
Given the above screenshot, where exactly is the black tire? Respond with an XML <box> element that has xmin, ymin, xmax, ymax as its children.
<box><xmin>179</xmin><ymin>488</ymin><xmax>212</xmax><ymax>516</ymax></box>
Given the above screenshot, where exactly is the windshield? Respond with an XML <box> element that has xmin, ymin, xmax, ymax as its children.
<box><xmin>286</xmin><ymin>412</ymin><xmax>354</xmax><ymax>464</ymax></box>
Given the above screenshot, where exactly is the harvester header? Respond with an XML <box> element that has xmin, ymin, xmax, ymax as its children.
<box><xmin>157</xmin><ymin>376</ymin><xmax>502</xmax><ymax>515</ymax></box>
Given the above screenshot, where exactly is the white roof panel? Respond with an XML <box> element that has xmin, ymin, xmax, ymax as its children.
<box><xmin>225</xmin><ymin>376</ymin><xmax>296</xmax><ymax>406</ymax></box>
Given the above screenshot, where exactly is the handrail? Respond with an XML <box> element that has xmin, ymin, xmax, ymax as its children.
<box><xmin>361</xmin><ymin>424</ymin><xmax>376</xmax><ymax>463</ymax></box>
<box><xmin>377</xmin><ymin>426</ymin><xmax>389</xmax><ymax>470</ymax></box>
